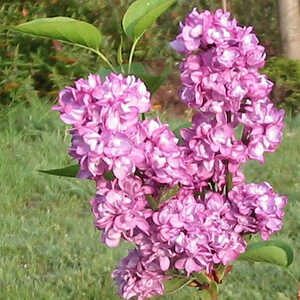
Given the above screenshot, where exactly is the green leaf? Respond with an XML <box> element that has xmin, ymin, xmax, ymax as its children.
<box><xmin>98</xmin><ymin>67</ymin><xmax>112</xmax><ymax>80</ymax></box>
<box><xmin>158</xmin><ymin>185</ymin><xmax>180</xmax><ymax>205</ymax></box>
<box><xmin>98</xmin><ymin>63</ymin><xmax>145</xmax><ymax>80</ymax></box>
<box><xmin>146</xmin><ymin>194</ymin><xmax>158</xmax><ymax>210</ymax></box>
<box><xmin>12</xmin><ymin>17</ymin><xmax>102</xmax><ymax>51</ymax></box>
<box><xmin>199</xmin><ymin>289</ymin><xmax>212</xmax><ymax>300</ymax></box>
<box><xmin>225</xmin><ymin>171</ymin><xmax>233</xmax><ymax>192</ymax></box>
<box><xmin>199</xmin><ymin>282</ymin><xmax>219</xmax><ymax>300</ymax></box>
<box><xmin>146</xmin><ymin>185</ymin><xmax>179</xmax><ymax>211</ymax></box>
<box><xmin>209</xmin><ymin>281</ymin><xmax>219</xmax><ymax>299</ymax></box>
<box><xmin>172</xmin><ymin>122</ymin><xmax>191</xmax><ymax>145</ymax></box>
<box><xmin>38</xmin><ymin>164</ymin><xmax>79</xmax><ymax>178</ymax></box>
<box><xmin>39</xmin><ymin>165</ymin><xmax>115</xmax><ymax>181</ymax></box>
<box><xmin>238</xmin><ymin>240</ymin><xmax>294</xmax><ymax>267</ymax></box>
<box><xmin>134</xmin><ymin>62</ymin><xmax>170</xmax><ymax>93</ymax></box>
<box><xmin>98</xmin><ymin>62</ymin><xmax>167</xmax><ymax>93</ymax></box>
<box><xmin>122</xmin><ymin>0</ymin><xmax>177</xmax><ymax>40</ymax></box>
<box><xmin>103</xmin><ymin>170</ymin><xmax>115</xmax><ymax>181</ymax></box>
<box><xmin>126</xmin><ymin>62</ymin><xmax>147</xmax><ymax>74</ymax></box>
<box><xmin>163</xmin><ymin>276</ymin><xmax>193</xmax><ymax>295</ymax></box>
<box><xmin>173</xmin><ymin>122</ymin><xmax>192</xmax><ymax>139</ymax></box>
<box><xmin>135</xmin><ymin>73</ymin><xmax>165</xmax><ymax>93</ymax></box>
<box><xmin>192</xmin><ymin>271</ymin><xmax>211</xmax><ymax>284</ymax></box>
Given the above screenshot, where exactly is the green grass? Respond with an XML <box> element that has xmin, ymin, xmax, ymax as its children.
<box><xmin>0</xmin><ymin>101</ymin><xmax>299</xmax><ymax>299</ymax></box>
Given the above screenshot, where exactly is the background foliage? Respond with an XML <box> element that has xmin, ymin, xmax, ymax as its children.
<box><xmin>263</xmin><ymin>57</ymin><xmax>300</xmax><ymax>116</ymax></box>
<box><xmin>1</xmin><ymin>0</ymin><xmax>299</xmax><ymax>114</ymax></box>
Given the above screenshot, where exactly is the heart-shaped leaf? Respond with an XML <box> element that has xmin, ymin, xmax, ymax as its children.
<box><xmin>163</xmin><ymin>276</ymin><xmax>193</xmax><ymax>295</ymax></box>
<box><xmin>238</xmin><ymin>240</ymin><xmax>294</xmax><ymax>267</ymax></box>
<box><xmin>122</xmin><ymin>0</ymin><xmax>177</xmax><ymax>40</ymax></box>
<box><xmin>12</xmin><ymin>17</ymin><xmax>102</xmax><ymax>51</ymax></box>
<box><xmin>39</xmin><ymin>164</ymin><xmax>79</xmax><ymax>178</ymax></box>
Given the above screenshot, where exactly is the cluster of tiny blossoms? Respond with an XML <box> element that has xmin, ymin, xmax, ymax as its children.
<box><xmin>53</xmin><ymin>9</ymin><xmax>287</xmax><ymax>300</ymax></box>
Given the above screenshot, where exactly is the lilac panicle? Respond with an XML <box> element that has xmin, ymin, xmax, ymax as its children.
<box><xmin>172</xmin><ymin>8</ymin><xmax>285</xmax><ymax>166</ymax></box>
<box><xmin>239</xmin><ymin>98</ymin><xmax>285</xmax><ymax>163</ymax></box>
<box><xmin>90</xmin><ymin>176</ymin><xmax>153</xmax><ymax>247</ymax></box>
<box><xmin>152</xmin><ymin>189</ymin><xmax>246</xmax><ymax>275</ymax></box>
<box><xmin>171</xmin><ymin>9</ymin><xmax>273</xmax><ymax>115</ymax></box>
<box><xmin>180</xmin><ymin>112</ymin><xmax>247</xmax><ymax>189</ymax></box>
<box><xmin>229</xmin><ymin>182</ymin><xmax>287</xmax><ymax>240</ymax></box>
<box><xmin>53</xmin><ymin>73</ymin><xmax>151</xmax><ymax>180</ymax></box>
<box><xmin>140</xmin><ymin>118</ymin><xmax>194</xmax><ymax>186</ymax></box>
<box><xmin>52</xmin><ymin>7</ymin><xmax>288</xmax><ymax>300</ymax></box>
<box><xmin>112</xmin><ymin>249</ymin><xmax>167</xmax><ymax>300</ymax></box>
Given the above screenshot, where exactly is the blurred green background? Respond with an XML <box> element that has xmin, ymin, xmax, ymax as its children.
<box><xmin>1</xmin><ymin>0</ymin><xmax>300</xmax><ymax>115</ymax></box>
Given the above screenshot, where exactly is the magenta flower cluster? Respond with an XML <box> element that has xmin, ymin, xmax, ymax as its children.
<box><xmin>53</xmin><ymin>9</ymin><xmax>287</xmax><ymax>300</ymax></box>
<box><xmin>171</xmin><ymin>8</ymin><xmax>285</xmax><ymax>164</ymax></box>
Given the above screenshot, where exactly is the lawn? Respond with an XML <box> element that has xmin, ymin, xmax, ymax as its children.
<box><xmin>0</xmin><ymin>100</ymin><xmax>299</xmax><ymax>299</ymax></box>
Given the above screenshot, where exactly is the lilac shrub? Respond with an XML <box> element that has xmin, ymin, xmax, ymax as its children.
<box><xmin>53</xmin><ymin>8</ymin><xmax>288</xmax><ymax>300</ymax></box>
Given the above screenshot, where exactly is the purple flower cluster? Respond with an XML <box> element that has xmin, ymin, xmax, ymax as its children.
<box><xmin>181</xmin><ymin>112</ymin><xmax>247</xmax><ymax>189</ymax></box>
<box><xmin>229</xmin><ymin>182</ymin><xmax>287</xmax><ymax>241</ymax></box>
<box><xmin>112</xmin><ymin>249</ymin><xmax>167</xmax><ymax>300</ymax></box>
<box><xmin>171</xmin><ymin>9</ymin><xmax>271</xmax><ymax>114</ymax></box>
<box><xmin>53</xmin><ymin>9</ymin><xmax>288</xmax><ymax>300</ymax></box>
<box><xmin>171</xmin><ymin>8</ymin><xmax>285</xmax><ymax>164</ymax></box>
<box><xmin>151</xmin><ymin>189</ymin><xmax>247</xmax><ymax>274</ymax></box>
<box><xmin>53</xmin><ymin>73</ymin><xmax>151</xmax><ymax>180</ymax></box>
<box><xmin>239</xmin><ymin>98</ymin><xmax>285</xmax><ymax>162</ymax></box>
<box><xmin>90</xmin><ymin>176</ymin><xmax>153</xmax><ymax>247</ymax></box>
